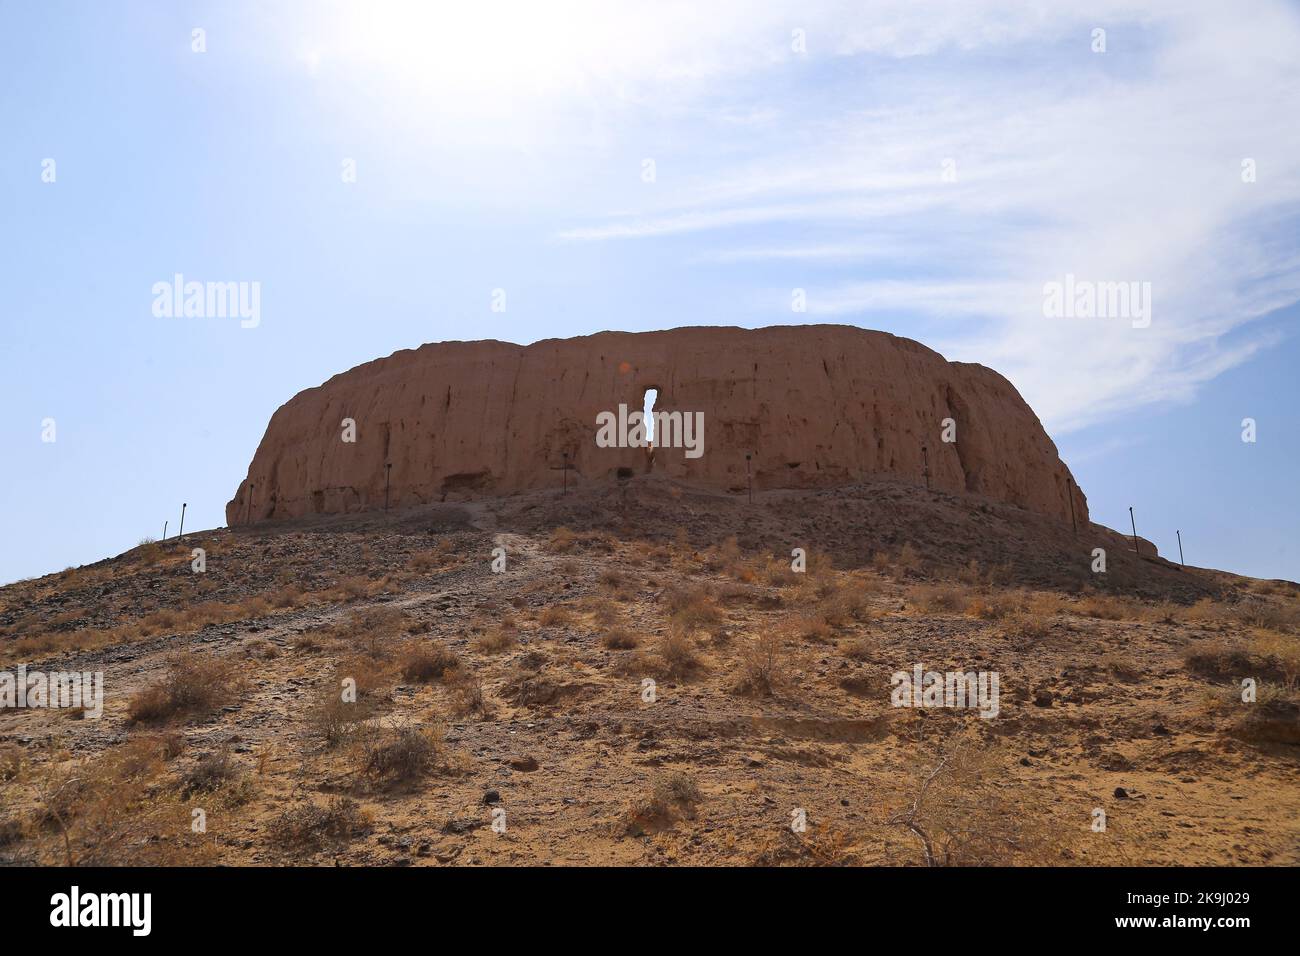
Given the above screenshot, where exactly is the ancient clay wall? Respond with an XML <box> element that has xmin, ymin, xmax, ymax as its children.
<box><xmin>226</xmin><ymin>325</ymin><xmax>1087</xmax><ymax>526</ymax></box>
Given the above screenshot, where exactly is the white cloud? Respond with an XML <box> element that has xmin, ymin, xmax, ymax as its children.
<box><xmin>549</xmin><ymin>1</ymin><xmax>1300</xmax><ymax>433</ymax></box>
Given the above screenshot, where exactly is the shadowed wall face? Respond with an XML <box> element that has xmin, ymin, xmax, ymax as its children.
<box><xmin>226</xmin><ymin>325</ymin><xmax>1088</xmax><ymax>526</ymax></box>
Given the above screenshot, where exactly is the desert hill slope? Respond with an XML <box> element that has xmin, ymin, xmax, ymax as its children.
<box><xmin>2</xmin><ymin>477</ymin><xmax>1297</xmax><ymax>866</ymax></box>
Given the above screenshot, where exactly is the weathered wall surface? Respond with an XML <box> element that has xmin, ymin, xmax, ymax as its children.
<box><xmin>226</xmin><ymin>325</ymin><xmax>1088</xmax><ymax>526</ymax></box>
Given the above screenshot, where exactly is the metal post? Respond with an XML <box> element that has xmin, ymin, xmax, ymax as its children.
<box><xmin>178</xmin><ymin>503</ymin><xmax>187</xmax><ymax>540</ymax></box>
<box><xmin>746</xmin><ymin>453</ymin><xmax>752</xmax><ymax>505</ymax></box>
<box><xmin>1066</xmin><ymin>477</ymin><xmax>1078</xmax><ymax>533</ymax></box>
<box><xmin>384</xmin><ymin>463</ymin><xmax>392</xmax><ymax>512</ymax></box>
<box><xmin>163</xmin><ymin>521</ymin><xmax>168</xmax><ymax>541</ymax></box>
<box><xmin>1128</xmin><ymin>506</ymin><xmax>1139</xmax><ymax>555</ymax></box>
<box><xmin>1176</xmin><ymin>530</ymin><xmax>1184</xmax><ymax>567</ymax></box>
<box><xmin>922</xmin><ymin>445</ymin><xmax>930</xmax><ymax>491</ymax></box>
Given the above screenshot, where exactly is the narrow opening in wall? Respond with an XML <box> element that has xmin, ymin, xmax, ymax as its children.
<box><xmin>642</xmin><ymin>388</ymin><xmax>658</xmax><ymax>446</ymax></box>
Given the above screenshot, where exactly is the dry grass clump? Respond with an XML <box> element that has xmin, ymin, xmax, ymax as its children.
<box><xmin>1002</xmin><ymin>612</ymin><xmax>1052</xmax><ymax>647</ymax></box>
<box><xmin>269</xmin><ymin>796</ymin><xmax>372</xmax><ymax>850</ymax></box>
<box><xmin>1099</xmin><ymin>652</ymin><xmax>1142</xmax><ymax>681</ymax></box>
<box><xmin>307</xmin><ymin>685</ymin><xmax>372</xmax><ymax>747</ymax></box>
<box><xmin>448</xmin><ymin>671</ymin><xmax>494</xmax><ymax>719</ymax></box>
<box><xmin>710</xmin><ymin>536</ymin><xmax>761</xmax><ymax>582</ymax></box>
<box><xmin>790</xmin><ymin>582</ymin><xmax>873</xmax><ymax>642</ymax></box>
<box><xmin>734</xmin><ymin>632</ymin><xmax>784</xmax><ymax>697</ymax></box>
<box><xmin>1250</xmin><ymin>630</ymin><xmax>1300</xmax><ymax>687</ymax></box>
<box><xmin>1228</xmin><ymin>683</ymin><xmax>1300</xmax><ymax>745</ymax></box>
<box><xmin>475</xmin><ymin>622</ymin><xmax>519</xmax><ymax>653</ymax></box>
<box><xmin>28</xmin><ymin>738</ymin><xmax>213</xmax><ymax>866</ymax></box>
<box><xmin>910</xmin><ymin>584</ymin><xmax>968</xmax><ymax>614</ymax></box>
<box><xmin>624</xmin><ymin>771</ymin><xmax>702</xmax><ymax>834</ymax></box>
<box><xmin>399</xmin><ymin>642</ymin><xmax>461</xmax><ymax>681</ymax></box>
<box><xmin>7</xmin><ymin>588</ymin><xmax>321</xmax><ymax>661</ymax></box>
<box><xmin>965</xmin><ymin>591</ymin><xmax>1024</xmax><ymax>620</ymax></box>
<box><xmin>1182</xmin><ymin>636</ymin><xmax>1252</xmax><ymax>679</ymax></box>
<box><xmin>664</xmin><ymin>585</ymin><xmax>723</xmax><ymax>632</ymax></box>
<box><xmin>602</xmin><ymin>627</ymin><xmax>639</xmax><ymax>650</ymax></box>
<box><xmin>0</xmin><ymin>744</ymin><xmax>23</xmax><ymax>782</ymax></box>
<box><xmin>840</xmin><ymin>636</ymin><xmax>876</xmax><ymax>662</ymax></box>
<box><xmin>358</xmin><ymin>723</ymin><xmax>453</xmax><ymax>788</ymax></box>
<box><xmin>657</xmin><ymin>628</ymin><xmax>703</xmax><ymax>678</ymax></box>
<box><xmin>127</xmin><ymin>656</ymin><xmax>242</xmax><ymax>724</ymax></box>
<box><xmin>545</xmin><ymin>526</ymin><xmax>616</xmax><ymax>554</ymax></box>
<box><xmin>538</xmin><ymin>605</ymin><xmax>575</xmax><ymax>627</ymax></box>
<box><xmin>1237</xmin><ymin>598</ymin><xmax>1300</xmax><ymax>635</ymax></box>
<box><xmin>321</xmin><ymin>574</ymin><xmax>396</xmax><ymax>602</ymax></box>
<box><xmin>1072</xmin><ymin>593</ymin><xmax>1133</xmax><ymax>620</ymax></box>
<box><xmin>888</xmin><ymin>743</ymin><xmax>1049</xmax><ymax>866</ymax></box>
<box><xmin>178</xmin><ymin>748</ymin><xmax>252</xmax><ymax>804</ymax></box>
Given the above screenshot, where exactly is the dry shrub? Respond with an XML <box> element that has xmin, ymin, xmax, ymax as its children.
<box><xmin>449</xmin><ymin>671</ymin><xmax>494</xmax><ymax>718</ymax></box>
<box><xmin>247</xmin><ymin>639</ymin><xmax>279</xmax><ymax>660</ymax></box>
<box><xmin>1229</xmin><ymin>684</ymin><xmax>1300</xmax><ymax>745</ymax></box>
<box><xmin>1238</xmin><ymin>598</ymin><xmax>1300</xmax><ymax>634</ymax></box>
<box><xmin>1073</xmin><ymin>593</ymin><xmax>1132</xmax><ymax>620</ymax></box>
<box><xmin>840</xmin><ymin>637</ymin><xmax>875</xmax><ymax>662</ymax></box>
<box><xmin>476</xmin><ymin>623</ymin><xmax>519</xmax><ymax>653</ymax></box>
<box><xmin>624</xmin><ymin>771</ymin><xmax>702</xmax><ymax>834</ymax></box>
<box><xmin>307</xmin><ymin>686</ymin><xmax>371</xmax><ymax>747</ymax></box>
<box><xmin>1002</xmin><ymin>612</ymin><xmax>1052</xmax><ymax>647</ymax></box>
<box><xmin>127</xmin><ymin>656</ymin><xmax>241</xmax><ymax>724</ymax></box>
<box><xmin>764</xmin><ymin>558</ymin><xmax>802</xmax><ymax>589</ymax></box>
<box><xmin>399</xmin><ymin>642</ymin><xmax>461</xmax><ymax>681</ymax></box>
<box><xmin>957</xmin><ymin>559</ymin><xmax>985</xmax><ymax>586</ymax></box>
<box><xmin>734</xmin><ymin>632</ymin><xmax>784</xmax><ymax>697</ymax></box>
<box><xmin>1250</xmin><ymin>631</ymin><xmax>1300</xmax><ymax>687</ymax></box>
<box><xmin>664</xmin><ymin>585</ymin><xmax>722</xmax><ymax>632</ymax></box>
<box><xmin>818</xmin><ymin>586</ymin><xmax>873</xmax><ymax>626</ymax></box>
<box><xmin>359</xmin><ymin>723</ymin><xmax>452</xmax><ymax>788</ymax></box>
<box><xmin>333</xmin><ymin>653</ymin><xmax>395</xmax><ymax>703</ymax></box>
<box><xmin>602</xmin><ymin>627</ymin><xmax>639</xmax><ymax>650</ymax></box>
<box><xmin>546</xmin><ymin>526</ymin><xmax>578</xmax><ymax>553</ymax></box>
<box><xmin>657</xmin><ymin>629</ymin><xmax>702</xmax><ymax>678</ymax></box>
<box><xmin>179</xmin><ymin>748</ymin><xmax>249</xmax><ymax>801</ymax></box>
<box><xmin>269</xmin><ymin>796</ymin><xmax>371</xmax><ymax>850</ymax></box>
<box><xmin>29</xmin><ymin>739</ymin><xmax>214</xmax><ymax>866</ymax></box>
<box><xmin>897</xmin><ymin>542</ymin><xmax>922</xmax><ymax>575</ymax></box>
<box><xmin>966</xmin><ymin>591</ymin><xmax>1023</xmax><ymax>620</ymax></box>
<box><xmin>538</xmin><ymin>606</ymin><xmax>575</xmax><ymax>627</ymax></box>
<box><xmin>1099</xmin><ymin>653</ymin><xmax>1142</xmax><ymax>681</ymax></box>
<box><xmin>0</xmin><ymin>744</ymin><xmax>22</xmax><ymax>781</ymax></box>
<box><xmin>888</xmin><ymin>744</ymin><xmax>1048</xmax><ymax>866</ymax></box>
<box><xmin>911</xmin><ymin>584</ymin><xmax>968</xmax><ymax>614</ymax></box>
<box><xmin>1183</xmin><ymin>636</ymin><xmax>1252</xmax><ymax>679</ymax></box>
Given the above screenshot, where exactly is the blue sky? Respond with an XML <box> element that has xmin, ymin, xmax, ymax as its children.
<box><xmin>2</xmin><ymin>0</ymin><xmax>1298</xmax><ymax>584</ymax></box>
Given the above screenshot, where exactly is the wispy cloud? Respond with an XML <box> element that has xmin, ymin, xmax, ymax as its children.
<box><xmin>552</xmin><ymin>1</ymin><xmax>1300</xmax><ymax>433</ymax></box>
